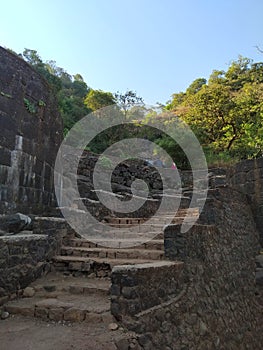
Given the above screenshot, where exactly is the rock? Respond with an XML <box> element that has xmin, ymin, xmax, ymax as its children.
<box><xmin>23</xmin><ymin>287</ymin><xmax>35</xmax><ymax>297</ymax></box>
<box><xmin>84</xmin><ymin>312</ymin><xmax>102</xmax><ymax>323</ymax></box>
<box><xmin>256</xmin><ymin>269</ymin><xmax>263</xmax><ymax>286</ymax></box>
<box><xmin>43</xmin><ymin>285</ymin><xmax>56</xmax><ymax>292</ymax></box>
<box><xmin>5</xmin><ymin>304</ymin><xmax>34</xmax><ymax>317</ymax></box>
<box><xmin>64</xmin><ymin>308</ymin><xmax>85</xmax><ymax>322</ymax></box>
<box><xmin>256</xmin><ymin>255</ymin><xmax>263</xmax><ymax>268</ymax></box>
<box><xmin>0</xmin><ymin>213</ymin><xmax>32</xmax><ymax>233</ymax></box>
<box><xmin>115</xmin><ymin>338</ymin><xmax>130</xmax><ymax>350</ymax></box>
<box><xmin>199</xmin><ymin>320</ymin><xmax>208</xmax><ymax>335</ymax></box>
<box><xmin>108</xmin><ymin>322</ymin><xmax>119</xmax><ymax>331</ymax></box>
<box><xmin>0</xmin><ymin>229</ymin><xmax>7</xmax><ymax>236</ymax></box>
<box><xmin>1</xmin><ymin>311</ymin><xmax>9</xmax><ymax>320</ymax></box>
<box><xmin>48</xmin><ymin>308</ymin><xmax>64</xmax><ymax>321</ymax></box>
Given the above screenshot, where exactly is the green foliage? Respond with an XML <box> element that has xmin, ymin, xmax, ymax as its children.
<box><xmin>38</xmin><ymin>99</ymin><xmax>46</xmax><ymax>107</ymax></box>
<box><xmin>20</xmin><ymin>49</ymin><xmax>145</xmax><ymax>144</ymax></box>
<box><xmin>168</xmin><ymin>56</ymin><xmax>263</xmax><ymax>162</ymax></box>
<box><xmin>204</xmin><ymin>148</ymin><xmax>239</xmax><ymax>168</ymax></box>
<box><xmin>186</xmin><ymin>78</ymin><xmax>207</xmax><ymax>95</ymax></box>
<box><xmin>114</xmin><ymin>90</ymin><xmax>144</xmax><ymax>118</ymax></box>
<box><xmin>84</xmin><ymin>89</ymin><xmax>116</xmax><ymax>111</ymax></box>
<box><xmin>23</xmin><ymin>98</ymin><xmax>37</xmax><ymax>114</ymax></box>
<box><xmin>21</xmin><ymin>47</ymin><xmax>263</xmax><ymax>165</ymax></box>
<box><xmin>21</xmin><ymin>48</ymin><xmax>91</xmax><ymax>131</ymax></box>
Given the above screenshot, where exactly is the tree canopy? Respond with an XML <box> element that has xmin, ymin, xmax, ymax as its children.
<box><xmin>21</xmin><ymin>48</ymin><xmax>263</xmax><ymax>165</ymax></box>
<box><xmin>166</xmin><ymin>56</ymin><xmax>263</xmax><ymax>162</ymax></box>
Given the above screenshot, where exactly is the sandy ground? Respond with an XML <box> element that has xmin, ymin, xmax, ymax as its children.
<box><xmin>0</xmin><ymin>314</ymin><xmax>123</xmax><ymax>350</ymax></box>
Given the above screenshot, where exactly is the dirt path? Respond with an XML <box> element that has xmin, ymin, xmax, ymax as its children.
<box><xmin>0</xmin><ymin>314</ymin><xmax>126</xmax><ymax>350</ymax></box>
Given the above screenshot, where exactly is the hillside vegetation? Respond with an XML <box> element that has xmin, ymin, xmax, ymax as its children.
<box><xmin>18</xmin><ymin>49</ymin><xmax>263</xmax><ymax>167</ymax></box>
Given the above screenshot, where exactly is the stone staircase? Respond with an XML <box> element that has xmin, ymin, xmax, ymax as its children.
<box><xmin>3</xmin><ymin>272</ymin><xmax>113</xmax><ymax>323</ymax></box>
<box><xmin>2</xmin><ymin>208</ymin><xmax>199</xmax><ymax>324</ymax></box>
<box><xmin>1</xmin><ymin>207</ymin><xmax>200</xmax><ymax>349</ymax></box>
<box><xmin>52</xmin><ymin>208</ymin><xmax>199</xmax><ymax>277</ymax></box>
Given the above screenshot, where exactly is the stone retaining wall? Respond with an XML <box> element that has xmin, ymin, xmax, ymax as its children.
<box><xmin>0</xmin><ymin>234</ymin><xmax>53</xmax><ymax>302</ymax></box>
<box><xmin>113</xmin><ymin>187</ymin><xmax>262</xmax><ymax>349</ymax></box>
<box><xmin>0</xmin><ymin>216</ymin><xmax>71</xmax><ymax>300</ymax></box>
<box><xmin>227</xmin><ymin>157</ymin><xmax>263</xmax><ymax>246</ymax></box>
<box><xmin>111</xmin><ymin>261</ymin><xmax>184</xmax><ymax>320</ymax></box>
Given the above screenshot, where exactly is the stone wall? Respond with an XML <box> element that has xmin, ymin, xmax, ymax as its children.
<box><xmin>59</xmin><ymin>149</ymin><xmax>188</xmax><ymax>220</ymax></box>
<box><xmin>112</xmin><ymin>187</ymin><xmax>262</xmax><ymax>349</ymax></box>
<box><xmin>0</xmin><ymin>46</ymin><xmax>63</xmax><ymax>214</ymax></box>
<box><xmin>111</xmin><ymin>261</ymin><xmax>184</xmax><ymax>319</ymax></box>
<box><xmin>0</xmin><ymin>234</ymin><xmax>54</xmax><ymax>302</ymax></box>
<box><xmin>227</xmin><ymin>157</ymin><xmax>263</xmax><ymax>246</ymax></box>
<box><xmin>0</xmin><ymin>216</ymin><xmax>71</xmax><ymax>300</ymax></box>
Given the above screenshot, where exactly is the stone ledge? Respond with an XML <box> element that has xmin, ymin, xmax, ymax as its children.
<box><xmin>112</xmin><ymin>260</ymin><xmax>182</xmax><ymax>273</ymax></box>
<box><xmin>0</xmin><ymin>233</ymin><xmax>48</xmax><ymax>242</ymax></box>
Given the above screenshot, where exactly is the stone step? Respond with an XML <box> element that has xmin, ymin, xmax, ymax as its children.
<box><xmin>106</xmin><ymin>222</ymin><xmax>166</xmax><ymax>229</ymax></box>
<box><xmin>60</xmin><ymin>246</ymin><xmax>165</xmax><ymax>260</ymax></box>
<box><xmin>30</xmin><ymin>271</ymin><xmax>111</xmax><ymax>297</ymax></box>
<box><xmin>52</xmin><ymin>255</ymin><xmax>158</xmax><ymax>277</ymax></box>
<box><xmin>64</xmin><ymin>238</ymin><xmax>164</xmax><ymax>250</ymax></box>
<box><xmin>68</xmin><ymin>231</ymin><xmax>165</xmax><ymax>242</ymax></box>
<box><xmin>105</xmin><ymin>219</ymin><xmax>195</xmax><ymax>230</ymax></box>
<box><xmin>92</xmin><ymin>226</ymin><xmax>164</xmax><ymax>236</ymax></box>
<box><xmin>105</xmin><ymin>211</ymin><xmax>199</xmax><ymax>227</ymax></box>
<box><xmin>106</xmin><ymin>217</ymin><xmax>194</xmax><ymax>227</ymax></box>
<box><xmin>4</xmin><ymin>293</ymin><xmax>111</xmax><ymax>323</ymax></box>
<box><xmin>3</xmin><ymin>272</ymin><xmax>114</xmax><ymax>323</ymax></box>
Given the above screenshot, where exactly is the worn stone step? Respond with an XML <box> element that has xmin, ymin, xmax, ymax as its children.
<box><xmin>3</xmin><ymin>271</ymin><xmax>114</xmax><ymax>323</ymax></box>
<box><xmin>91</xmin><ymin>226</ymin><xmax>164</xmax><ymax>236</ymax></box>
<box><xmin>63</xmin><ymin>238</ymin><xmax>164</xmax><ymax>250</ymax></box>
<box><xmin>105</xmin><ymin>218</ymin><xmax>196</xmax><ymax>227</ymax></box>
<box><xmin>105</xmin><ymin>216</ymin><xmax>198</xmax><ymax>228</ymax></box>
<box><xmin>67</xmin><ymin>230</ymin><xmax>164</xmax><ymax>242</ymax></box>
<box><xmin>29</xmin><ymin>271</ymin><xmax>111</xmax><ymax>297</ymax></box>
<box><xmin>4</xmin><ymin>292</ymin><xmax>111</xmax><ymax>323</ymax></box>
<box><xmin>80</xmin><ymin>230</ymin><xmax>165</xmax><ymax>244</ymax></box>
<box><xmin>60</xmin><ymin>246</ymin><xmax>165</xmax><ymax>260</ymax></box>
<box><xmin>106</xmin><ymin>222</ymin><xmax>166</xmax><ymax>229</ymax></box>
<box><xmin>104</xmin><ymin>208</ymin><xmax>199</xmax><ymax>225</ymax></box>
<box><xmin>52</xmin><ymin>255</ymin><xmax>158</xmax><ymax>277</ymax></box>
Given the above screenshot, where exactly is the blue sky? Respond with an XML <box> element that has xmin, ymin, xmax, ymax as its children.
<box><xmin>2</xmin><ymin>0</ymin><xmax>263</xmax><ymax>105</ymax></box>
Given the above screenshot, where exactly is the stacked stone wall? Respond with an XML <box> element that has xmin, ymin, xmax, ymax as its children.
<box><xmin>227</xmin><ymin>158</ymin><xmax>263</xmax><ymax>246</ymax></box>
<box><xmin>111</xmin><ymin>261</ymin><xmax>184</xmax><ymax>319</ymax></box>
<box><xmin>111</xmin><ymin>187</ymin><xmax>262</xmax><ymax>349</ymax></box>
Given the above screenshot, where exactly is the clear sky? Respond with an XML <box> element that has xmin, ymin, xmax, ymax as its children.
<box><xmin>1</xmin><ymin>0</ymin><xmax>263</xmax><ymax>105</ymax></box>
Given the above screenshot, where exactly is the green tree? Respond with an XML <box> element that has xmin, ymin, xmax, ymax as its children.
<box><xmin>186</xmin><ymin>78</ymin><xmax>207</xmax><ymax>95</ymax></box>
<box><xmin>168</xmin><ymin>56</ymin><xmax>263</xmax><ymax>162</ymax></box>
<box><xmin>114</xmin><ymin>90</ymin><xmax>144</xmax><ymax>118</ymax></box>
<box><xmin>22</xmin><ymin>48</ymin><xmax>91</xmax><ymax>132</ymax></box>
<box><xmin>84</xmin><ymin>89</ymin><xmax>116</xmax><ymax>111</ymax></box>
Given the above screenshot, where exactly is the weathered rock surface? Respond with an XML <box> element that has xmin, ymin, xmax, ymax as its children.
<box><xmin>0</xmin><ymin>46</ymin><xmax>63</xmax><ymax>215</ymax></box>
<box><xmin>0</xmin><ymin>213</ymin><xmax>31</xmax><ymax>233</ymax></box>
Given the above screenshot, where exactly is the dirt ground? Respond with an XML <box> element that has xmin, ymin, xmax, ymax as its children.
<box><xmin>0</xmin><ymin>314</ymin><xmax>124</xmax><ymax>350</ymax></box>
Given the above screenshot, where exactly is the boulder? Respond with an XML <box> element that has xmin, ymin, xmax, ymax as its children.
<box><xmin>0</xmin><ymin>213</ymin><xmax>32</xmax><ymax>233</ymax></box>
